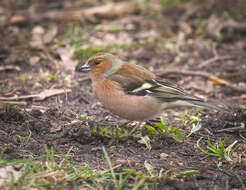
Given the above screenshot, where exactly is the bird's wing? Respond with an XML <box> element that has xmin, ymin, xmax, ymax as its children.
<box><xmin>142</xmin><ymin>79</ymin><xmax>203</xmax><ymax>102</ymax></box>
<box><xmin>106</xmin><ymin>62</ymin><xmax>199</xmax><ymax>101</ymax></box>
<box><xmin>108</xmin><ymin>69</ymin><xmax>226</xmax><ymax>111</ymax></box>
<box><xmin>106</xmin><ymin>63</ymin><xmax>155</xmax><ymax>93</ymax></box>
<box><xmin>124</xmin><ymin>78</ymin><xmax>201</xmax><ymax>101</ymax></box>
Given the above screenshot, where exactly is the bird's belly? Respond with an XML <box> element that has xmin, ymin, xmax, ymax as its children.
<box><xmin>98</xmin><ymin>92</ymin><xmax>162</xmax><ymax>121</ymax></box>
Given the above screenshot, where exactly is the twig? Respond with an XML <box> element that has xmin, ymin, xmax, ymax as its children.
<box><xmin>198</xmin><ymin>55</ymin><xmax>234</xmax><ymax>69</ymax></box>
<box><xmin>216</xmin><ymin>127</ymin><xmax>245</xmax><ymax>133</ymax></box>
<box><xmin>159</xmin><ymin>70</ymin><xmax>211</xmax><ymax>78</ymax></box>
<box><xmin>219</xmin><ymin>167</ymin><xmax>246</xmax><ymax>189</ymax></box>
<box><xmin>0</xmin><ymin>88</ymin><xmax>71</xmax><ymax>101</ymax></box>
<box><xmin>219</xmin><ymin>169</ymin><xmax>234</xmax><ymax>177</ymax></box>
<box><xmin>159</xmin><ymin>69</ymin><xmax>246</xmax><ymax>93</ymax></box>
<box><xmin>226</xmin><ymin>177</ymin><xmax>230</xmax><ymax>190</ymax></box>
<box><xmin>0</xmin><ymin>2</ymin><xmax>139</xmax><ymax>26</ymax></box>
<box><xmin>0</xmin><ymin>65</ymin><xmax>20</xmax><ymax>72</ymax></box>
<box><xmin>235</xmin><ymin>174</ymin><xmax>246</xmax><ymax>190</ymax></box>
<box><xmin>0</xmin><ymin>100</ymin><xmax>27</xmax><ymax>105</ymax></box>
<box><xmin>77</xmin><ymin>76</ymin><xmax>90</xmax><ymax>82</ymax></box>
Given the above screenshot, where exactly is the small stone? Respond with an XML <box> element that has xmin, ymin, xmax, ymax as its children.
<box><xmin>160</xmin><ymin>153</ymin><xmax>168</xmax><ymax>160</ymax></box>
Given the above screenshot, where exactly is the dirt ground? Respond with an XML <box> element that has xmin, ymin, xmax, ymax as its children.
<box><xmin>1</xmin><ymin>0</ymin><xmax>246</xmax><ymax>189</ymax></box>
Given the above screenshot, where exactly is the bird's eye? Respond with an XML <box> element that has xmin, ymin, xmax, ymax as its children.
<box><xmin>94</xmin><ymin>60</ymin><xmax>101</xmax><ymax>65</ymax></box>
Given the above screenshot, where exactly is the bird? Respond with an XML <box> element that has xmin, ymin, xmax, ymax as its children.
<box><xmin>76</xmin><ymin>52</ymin><xmax>227</xmax><ymax>121</ymax></box>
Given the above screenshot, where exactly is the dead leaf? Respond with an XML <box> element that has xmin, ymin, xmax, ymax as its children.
<box><xmin>89</xmin><ymin>32</ymin><xmax>133</xmax><ymax>46</ymax></box>
<box><xmin>113</xmin><ymin>159</ymin><xmax>136</xmax><ymax>167</ymax></box>
<box><xmin>29</xmin><ymin>56</ymin><xmax>40</xmax><ymax>66</ymax></box>
<box><xmin>169</xmin><ymin>161</ymin><xmax>184</xmax><ymax>167</ymax></box>
<box><xmin>33</xmin><ymin>88</ymin><xmax>71</xmax><ymax>101</ymax></box>
<box><xmin>0</xmin><ymin>100</ymin><xmax>27</xmax><ymax>105</ymax></box>
<box><xmin>241</xmin><ymin>94</ymin><xmax>246</xmax><ymax>99</ymax></box>
<box><xmin>178</xmin><ymin>21</ymin><xmax>192</xmax><ymax>35</ymax></box>
<box><xmin>198</xmin><ymin>55</ymin><xmax>234</xmax><ymax>69</ymax></box>
<box><xmin>208</xmin><ymin>75</ymin><xmax>230</xmax><ymax>85</ymax></box>
<box><xmin>0</xmin><ymin>165</ymin><xmax>22</xmax><ymax>189</ymax></box>
<box><xmin>224</xmin><ymin>140</ymin><xmax>238</xmax><ymax>162</ymax></box>
<box><xmin>56</xmin><ymin>48</ymin><xmax>78</xmax><ymax>72</ymax></box>
<box><xmin>186</xmin><ymin>80</ymin><xmax>214</xmax><ymax>93</ymax></box>
<box><xmin>138</xmin><ymin>136</ymin><xmax>152</xmax><ymax>150</ymax></box>
<box><xmin>241</xmin><ymin>158</ymin><xmax>246</xmax><ymax>168</ymax></box>
<box><xmin>238</xmin><ymin>144</ymin><xmax>246</xmax><ymax>153</ymax></box>
<box><xmin>0</xmin><ymin>88</ymin><xmax>71</xmax><ymax>101</ymax></box>
<box><xmin>30</xmin><ymin>25</ymin><xmax>57</xmax><ymax>49</ymax></box>
<box><xmin>43</xmin><ymin>25</ymin><xmax>58</xmax><ymax>44</ymax></box>
<box><xmin>73</xmin><ymin>2</ymin><xmax>139</xmax><ymax>19</ymax></box>
<box><xmin>160</xmin><ymin>153</ymin><xmax>169</xmax><ymax>160</ymax></box>
<box><xmin>1</xmin><ymin>2</ymin><xmax>139</xmax><ymax>26</ymax></box>
<box><xmin>30</xmin><ymin>25</ymin><xmax>45</xmax><ymax>49</ymax></box>
<box><xmin>0</xmin><ymin>65</ymin><xmax>20</xmax><ymax>71</ymax></box>
<box><xmin>207</xmin><ymin>13</ymin><xmax>246</xmax><ymax>39</ymax></box>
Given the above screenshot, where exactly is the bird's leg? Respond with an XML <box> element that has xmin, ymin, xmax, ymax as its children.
<box><xmin>119</xmin><ymin>121</ymin><xmax>146</xmax><ymax>135</ymax></box>
<box><xmin>128</xmin><ymin>121</ymin><xmax>145</xmax><ymax>135</ymax></box>
<box><xmin>146</xmin><ymin>120</ymin><xmax>158</xmax><ymax>127</ymax></box>
<box><xmin>119</xmin><ymin>120</ymin><xmax>132</xmax><ymax>128</ymax></box>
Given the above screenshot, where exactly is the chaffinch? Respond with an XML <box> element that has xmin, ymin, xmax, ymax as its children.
<box><xmin>76</xmin><ymin>53</ymin><xmax>226</xmax><ymax>121</ymax></box>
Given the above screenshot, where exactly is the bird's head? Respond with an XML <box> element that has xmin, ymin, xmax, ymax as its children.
<box><xmin>76</xmin><ymin>53</ymin><xmax>124</xmax><ymax>78</ymax></box>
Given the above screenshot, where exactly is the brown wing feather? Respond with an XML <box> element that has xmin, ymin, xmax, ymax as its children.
<box><xmin>107</xmin><ymin>63</ymin><xmax>156</xmax><ymax>92</ymax></box>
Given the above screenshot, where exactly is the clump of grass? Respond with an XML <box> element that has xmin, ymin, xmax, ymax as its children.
<box><xmin>161</xmin><ymin>0</ymin><xmax>206</xmax><ymax>9</ymax></box>
<box><xmin>197</xmin><ymin>136</ymin><xmax>239</xmax><ymax>162</ymax></box>
<box><xmin>138</xmin><ymin>136</ymin><xmax>152</xmax><ymax>150</ymax></box>
<box><xmin>176</xmin><ymin>108</ymin><xmax>202</xmax><ymax>137</ymax></box>
<box><xmin>92</xmin><ymin>124</ymin><xmax>128</xmax><ymax>141</ymax></box>
<box><xmin>73</xmin><ymin>43</ymin><xmax>133</xmax><ymax>62</ymax></box>
<box><xmin>0</xmin><ymin>147</ymin><xmax>199</xmax><ymax>190</ymax></box>
<box><xmin>145</xmin><ymin>116</ymin><xmax>185</xmax><ymax>142</ymax></box>
<box><xmin>176</xmin><ymin>108</ymin><xmax>202</xmax><ymax>126</ymax></box>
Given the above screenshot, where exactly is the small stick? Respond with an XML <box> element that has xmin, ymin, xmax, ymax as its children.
<box><xmin>216</xmin><ymin>127</ymin><xmax>245</xmax><ymax>133</ymax></box>
<box><xmin>198</xmin><ymin>55</ymin><xmax>234</xmax><ymax>69</ymax></box>
<box><xmin>159</xmin><ymin>70</ymin><xmax>246</xmax><ymax>93</ymax></box>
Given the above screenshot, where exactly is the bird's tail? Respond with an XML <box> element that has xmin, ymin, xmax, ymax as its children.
<box><xmin>161</xmin><ymin>99</ymin><xmax>229</xmax><ymax>112</ymax></box>
<box><xmin>141</xmin><ymin>79</ymin><xmax>229</xmax><ymax>112</ymax></box>
<box><xmin>189</xmin><ymin>100</ymin><xmax>229</xmax><ymax>112</ymax></box>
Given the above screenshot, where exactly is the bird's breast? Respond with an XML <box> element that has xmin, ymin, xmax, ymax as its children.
<box><xmin>92</xmin><ymin>80</ymin><xmax>162</xmax><ymax>121</ymax></box>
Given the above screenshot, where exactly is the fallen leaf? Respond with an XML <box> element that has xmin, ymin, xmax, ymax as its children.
<box><xmin>2</xmin><ymin>2</ymin><xmax>139</xmax><ymax>26</ymax></box>
<box><xmin>29</xmin><ymin>56</ymin><xmax>40</xmax><ymax>66</ymax></box>
<box><xmin>178</xmin><ymin>21</ymin><xmax>192</xmax><ymax>35</ymax></box>
<box><xmin>0</xmin><ymin>165</ymin><xmax>22</xmax><ymax>189</ymax></box>
<box><xmin>224</xmin><ymin>140</ymin><xmax>238</xmax><ymax>162</ymax></box>
<box><xmin>30</xmin><ymin>25</ymin><xmax>45</xmax><ymax>49</ymax></box>
<box><xmin>207</xmin><ymin>13</ymin><xmax>246</xmax><ymax>39</ymax></box>
<box><xmin>187</xmin><ymin>122</ymin><xmax>202</xmax><ymax>137</ymax></box>
<box><xmin>0</xmin><ymin>100</ymin><xmax>27</xmax><ymax>105</ymax></box>
<box><xmin>0</xmin><ymin>65</ymin><xmax>20</xmax><ymax>71</ymax></box>
<box><xmin>186</xmin><ymin>80</ymin><xmax>214</xmax><ymax>93</ymax></box>
<box><xmin>208</xmin><ymin>75</ymin><xmax>230</xmax><ymax>85</ymax></box>
<box><xmin>160</xmin><ymin>153</ymin><xmax>168</xmax><ymax>160</ymax></box>
<box><xmin>83</xmin><ymin>2</ymin><xmax>139</xmax><ymax>19</ymax></box>
<box><xmin>169</xmin><ymin>161</ymin><xmax>184</xmax><ymax>167</ymax></box>
<box><xmin>56</xmin><ymin>48</ymin><xmax>78</xmax><ymax>72</ymax></box>
<box><xmin>241</xmin><ymin>94</ymin><xmax>246</xmax><ymax>99</ymax></box>
<box><xmin>138</xmin><ymin>136</ymin><xmax>152</xmax><ymax>150</ymax></box>
<box><xmin>9</xmin><ymin>15</ymin><xmax>25</xmax><ymax>24</ymax></box>
<box><xmin>113</xmin><ymin>159</ymin><xmax>136</xmax><ymax>167</ymax></box>
<box><xmin>241</xmin><ymin>158</ymin><xmax>246</xmax><ymax>168</ymax></box>
<box><xmin>43</xmin><ymin>25</ymin><xmax>58</xmax><ymax>44</ymax></box>
<box><xmin>34</xmin><ymin>88</ymin><xmax>71</xmax><ymax>101</ymax></box>
<box><xmin>0</xmin><ymin>88</ymin><xmax>71</xmax><ymax>101</ymax></box>
<box><xmin>29</xmin><ymin>25</ymin><xmax>57</xmax><ymax>49</ymax></box>
<box><xmin>144</xmin><ymin>161</ymin><xmax>157</xmax><ymax>177</ymax></box>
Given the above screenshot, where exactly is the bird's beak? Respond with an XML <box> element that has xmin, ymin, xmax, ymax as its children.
<box><xmin>76</xmin><ymin>62</ymin><xmax>91</xmax><ymax>72</ymax></box>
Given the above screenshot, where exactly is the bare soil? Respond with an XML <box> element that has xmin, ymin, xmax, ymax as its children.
<box><xmin>0</xmin><ymin>0</ymin><xmax>246</xmax><ymax>189</ymax></box>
